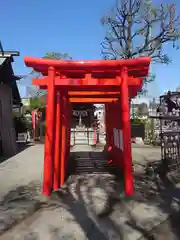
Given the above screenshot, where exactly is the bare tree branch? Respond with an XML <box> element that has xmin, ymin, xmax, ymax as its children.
<box><xmin>101</xmin><ymin>0</ymin><xmax>180</xmax><ymax>94</ymax></box>
<box><xmin>101</xmin><ymin>0</ymin><xmax>180</xmax><ymax>65</ymax></box>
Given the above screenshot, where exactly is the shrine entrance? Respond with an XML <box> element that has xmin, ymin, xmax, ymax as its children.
<box><xmin>24</xmin><ymin>56</ymin><xmax>151</xmax><ymax>197</ymax></box>
<box><xmin>71</xmin><ymin>107</ymin><xmax>97</xmax><ymax>146</ymax></box>
<box><xmin>71</xmin><ymin>127</ymin><xmax>97</xmax><ymax>146</ymax></box>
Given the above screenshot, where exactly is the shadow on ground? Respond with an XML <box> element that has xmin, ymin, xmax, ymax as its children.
<box><xmin>1</xmin><ymin>152</ymin><xmax>180</xmax><ymax>239</ymax></box>
<box><xmin>0</xmin><ymin>142</ymin><xmax>33</xmax><ymax>163</ymax></box>
<box><xmin>128</xmin><ymin>160</ymin><xmax>180</xmax><ymax>239</ymax></box>
<box><xmin>17</xmin><ymin>142</ymin><xmax>33</xmax><ymax>154</ymax></box>
<box><xmin>66</xmin><ymin>151</ymin><xmax>121</xmax><ymax>178</ymax></box>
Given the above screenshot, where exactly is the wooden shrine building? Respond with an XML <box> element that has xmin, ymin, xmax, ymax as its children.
<box><xmin>0</xmin><ymin>43</ymin><xmax>21</xmax><ymax>157</ymax></box>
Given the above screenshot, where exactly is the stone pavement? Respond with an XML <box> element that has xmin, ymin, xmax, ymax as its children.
<box><xmin>0</xmin><ymin>144</ymin><xmax>44</xmax><ymax>198</ymax></box>
<box><xmin>0</xmin><ymin>144</ymin><xmax>179</xmax><ymax>239</ymax></box>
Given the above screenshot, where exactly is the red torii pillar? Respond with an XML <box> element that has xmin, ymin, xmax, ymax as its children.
<box><xmin>45</xmin><ymin>85</ymin><xmax>70</xmax><ymax>194</ymax></box>
<box><xmin>120</xmin><ymin>67</ymin><xmax>133</xmax><ymax>196</ymax></box>
<box><xmin>43</xmin><ymin>67</ymin><xmax>56</xmax><ymax>196</ymax></box>
<box><xmin>53</xmin><ymin>90</ymin><xmax>61</xmax><ymax>191</ymax></box>
<box><xmin>105</xmin><ymin>68</ymin><xmax>133</xmax><ymax>196</ymax></box>
<box><xmin>66</xmin><ymin>101</ymin><xmax>71</xmax><ymax>170</ymax></box>
<box><xmin>60</xmin><ymin>91</ymin><xmax>68</xmax><ymax>187</ymax></box>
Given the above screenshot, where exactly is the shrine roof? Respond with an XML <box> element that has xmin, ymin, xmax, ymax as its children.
<box><xmin>24</xmin><ymin>56</ymin><xmax>151</xmax><ymax>78</ymax></box>
<box><xmin>0</xmin><ymin>56</ymin><xmax>21</xmax><ymax>105</ymax></box>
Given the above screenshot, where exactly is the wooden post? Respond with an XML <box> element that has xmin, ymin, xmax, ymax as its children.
<box><xmin>104</xmin><ymin>103</ymin><xmax>113</xmax><ymax>163</ymax></box>
<box><xmin>43</xmin><ymin>67</ymin><xmax>55</xmax><ymax>196</ymax></box>
<box><xmin>105</xmin><ymin>103</ymin><xmax>113</xmax><ymax>148</ymax></box>
<box><xmin>120</xmin><ymin>67</ymin><xmax>133</xmax><ymax>196</ymax></box>
<box><xmin>65</xmin><ymin>101</ymin><xmax>71</xmax><ymax>172</ymax></box>
<box><xmin>53</xmin><ymin>90</ymin><xmax>61</xmax><ymax>191</ymax></box>
<box><xmin>93</xmin><ymin>128</ymin><xmax>97</xmax><ymax>145</ymax></box>
<box><xmin>60</xmin><ymin>91</ymin><xmax>67</xmax><ymax>186</ymax></box>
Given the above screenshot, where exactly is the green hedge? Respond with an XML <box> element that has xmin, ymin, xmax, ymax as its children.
<box><xmin>13</xmin><ymin>115</ymin><xmax>30</xmax><ymax>137</ymax></box>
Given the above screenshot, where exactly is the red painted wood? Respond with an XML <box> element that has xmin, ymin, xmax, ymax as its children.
<box><xmin>24</xmin><ymin>55</ymin><xmax>151</xmax><ymax>197</ymax></box>
<box><xmin>65</xmin><ymin>101</ymin><xmax>71</xmax><ymax>172</ymax></box>
<box><xmin>43</xmin><ymin>67</ymin><xmax>56</xmax><ymax>196</ymax></box>
<box><xmin>53</xmin><ymin>90</ymin><xmax>61</xmax><ymax>191</ymax></box>
<box><xmin>24</xmin><ymin>56</ymin><xmax>150</xmax><ymax>77</ymax></box>
<box><xmin>60</xmin><ymin>92</ymin><xmax>67</xmax><ymax>186</ymax></box>
<box><xmin>120</xmin><ymin>69</ymin><xmax>133</xmax><ymax>196</ymax></box>
<box><xmin>69</xmin><ymin>97</ymin><xmax>119</xmax><ymax>103</ymax></box>
<box><xmin>32</xmin><ymin>76</ymin><xmax>142</xmax><ymax>87</ymax></box>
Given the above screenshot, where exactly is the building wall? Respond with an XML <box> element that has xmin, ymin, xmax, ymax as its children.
<box><xmin>0</xmin><ymin>84</ymin><xmax>17</xmax><ymax>157</ymax></box>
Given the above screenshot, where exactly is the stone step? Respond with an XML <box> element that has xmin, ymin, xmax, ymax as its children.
<box><xmin>67</xmin><ymin>151</ymin><xmax>118</xmax><ymax>176</ymax></box>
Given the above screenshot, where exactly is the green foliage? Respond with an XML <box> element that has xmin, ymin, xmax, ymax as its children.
<box><xmin>29</xmin><ymin>97</ymin><xmax>43</xmax><ymax>110</ymax></box>
<box><xmin>23</xmin><ymin>106</ymin><xmax>31</xmax><ymax>115</ymax></box>
<box><xmin>131</xmin><ymin>117</ymin><xmax>146</xmax><ymax>125</ymax></box>
<box><xmin>144</xmin><ymin>118</ymin><xmax>154</xmax><ymax>144</ymax></box>
<box><xmin>13</xmin><ymin>115</ymin><xmax>28</xmax><ymax>134</ymax></box>
<box><xmin>43</xmin><ymin>52</ymin><xmax>72</xmax><ymax>60</ymax></box>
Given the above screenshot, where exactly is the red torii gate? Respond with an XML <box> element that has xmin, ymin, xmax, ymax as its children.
<box><xmin>24</xmin><ymin>56</ymin><xmax>151</xmax><ymax>197</ymax></box>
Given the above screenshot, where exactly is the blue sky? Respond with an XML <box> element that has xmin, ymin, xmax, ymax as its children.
<box><xmin>1</xmin><ymin>0</ymin><xmax>180</xmax><ymax>99</ymax></box>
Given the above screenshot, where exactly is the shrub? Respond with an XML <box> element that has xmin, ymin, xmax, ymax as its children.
<box><xmin>13</xmin><ymin>115</ymin><xmax>28</xmax><ymax>136</ymax></box>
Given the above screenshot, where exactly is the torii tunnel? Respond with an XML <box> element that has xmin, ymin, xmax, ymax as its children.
<box><xmin>24</xmin><ymin>56</ymin><xmax>151</xmax><ymax>197</ymax></box>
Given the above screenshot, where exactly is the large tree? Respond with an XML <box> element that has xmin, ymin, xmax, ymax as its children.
<box><xmin>101</xmin><ymin>1</ymin><xmax>180</xmax><ymax>91</ymax></box>
<box><xmin>43</xmin><ymin>52</ymin><xmax>72</xmax><ymax>60</ymax></box>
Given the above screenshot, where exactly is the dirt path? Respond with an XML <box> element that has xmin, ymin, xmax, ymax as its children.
<box><xmin>0</xmin><ymin>144</ymin><xmax>179</xmax><ymax>239</ymax></box>
<box><xmin>0</xmin><ymin>144</ymin><xmax>44</xmax><ymax>199</ymax></box>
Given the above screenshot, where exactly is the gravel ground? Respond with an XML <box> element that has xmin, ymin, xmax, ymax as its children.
<box><xmin>0</xmin><ymin>144</ymin><xmax>179</xmax><ymax>239</ymax></box>
<box><xmin>0</xmin><ymin>144</ymin><xmax>44</xmax><ymax>198</ymax></box>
